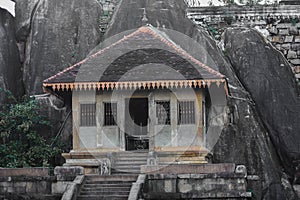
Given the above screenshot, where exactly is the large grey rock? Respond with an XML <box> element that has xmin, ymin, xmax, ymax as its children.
<box><xmin>103</xmin><ymin>0</ymin><xmax>295</xmax><ymax>199</ymax></box>
<box><xmin>0</xmin><ymin>8</ymin><xmax>24</xmax><ymax>103</ymax></box>
<box><xmin>206</xmin><ymin>30</ymin><xmax>296</xmax><ymax>200</ymax></box>
<box><xmin>34</xmin><ymin>93</ymin><xmax>72</xmax><ymax>165</ymax></box>
<box><xmin>105</xmin><ymin>0</ymin><xmax>195</xmax><ymax>39</ymax></box>
<box><xmin>223</xmin><ymin>27</ymin><xmax>300</xmax><ymax>178</ymax></box>
<box><xmin>15</xmin><ymin>0</ymin><xmax>102</xmax><ymax>95</ymax></box>
<box><xmin>15</xmin><ymin>0</ymin><xmax>39</xmax><ymax>41</ymax></box>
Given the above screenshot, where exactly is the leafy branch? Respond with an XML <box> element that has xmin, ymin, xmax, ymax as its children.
<box><xmin>0</xmin><ymin>88</ymin><xmax>62</xmax><ymax>168</ymax></box>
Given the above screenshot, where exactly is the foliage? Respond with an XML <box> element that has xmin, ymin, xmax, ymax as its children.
<box><xmin>0</xmin><ymin>88</ymin><xmax>62</xmax><ymax>168</ymax></box>
<box><xmin>208</xmin><ymin>26</ymin><xmax>217</xmax><ymax>35</ymax></box>
<box><xmin>291</xmin><ymin>18</ymin><xmax>299</xmax><ymax>26</ymax></box>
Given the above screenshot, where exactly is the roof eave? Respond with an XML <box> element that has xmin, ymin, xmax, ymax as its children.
<box><xmin>43</xmin><ymin>78</ymin><xmax>228</xmax><ymax>96</ymax></box>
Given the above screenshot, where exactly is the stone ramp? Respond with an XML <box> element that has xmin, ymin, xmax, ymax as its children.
<box><xmin>77</xmin><ymin>174</ymin><xmax>137</xmax><ymax>200</ymax></box>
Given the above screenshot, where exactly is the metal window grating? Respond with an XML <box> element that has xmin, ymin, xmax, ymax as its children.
<box><xmin>80</xmin><ymin>103</ymin><xmax>96</xmax><ymax>126</ymax></box>
<box><xmin>178</xmin><ymin>100</ymin><xmax>195</xmax><ymax>124</ymax></box>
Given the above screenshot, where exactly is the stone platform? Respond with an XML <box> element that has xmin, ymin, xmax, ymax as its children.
<box><xmin>141</xmin><ymin>163</ymin><xmax>235</xmax><ymax>174</ymax></box>
<box><xmin>142</xmin><ymin>164</ymin><xmax>252</xmax><ymax>199</ymax></box>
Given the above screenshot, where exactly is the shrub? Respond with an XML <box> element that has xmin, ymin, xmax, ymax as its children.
<box><xmin>0</xmin><ymin>89</ymin><xmax>62</xmax><ymax>168</ymax></box>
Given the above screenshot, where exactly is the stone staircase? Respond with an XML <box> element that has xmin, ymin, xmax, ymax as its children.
<box><xmin>112</xmin><ymin>151</ymin><xmax>148</xmax><ymax>174</ymax></box>
<box><xmin>77</xmin><ymin>174</ymin><xmax>137</xmax><ymax>200</ymax></box>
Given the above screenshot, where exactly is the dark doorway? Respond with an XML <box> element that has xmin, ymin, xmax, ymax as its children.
<box><xmin>125</xmin><ymin>98</ymin><xmax>149</xmax><ymax>151</ymax></box>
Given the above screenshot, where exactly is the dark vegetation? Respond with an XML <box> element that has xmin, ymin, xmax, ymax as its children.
<box><xmin>0</xmin><ymin>88</ymin><xmax>62</xmax><ymax>168</ymax></box>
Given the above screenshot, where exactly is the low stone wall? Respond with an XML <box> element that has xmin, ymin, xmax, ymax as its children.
<box><xmin>0</xmin><ymin>168</ymin><xmax>52</xmax><ymax>196</ymax></box>
<box><xmin>0</xmin><ymin>167</ymin><xmax>84</xmax><ymax>200</ymax></box>
<box><xmin>143</xmin><ymin>173</ymin><xmax>251</xmax><ymax>199</ymax></box>
<box><xmin>0</xmin><ymin>176</ymin><xmax>58</xmax><ymax>199</ymax></box>
<box><xmin>141</xmin><ymin>163</ymin><xmax>235</xmax><ymax>174</ymax></box>
<box><xmin>0</xmin><ymin>167</ymin><xmax>50</xmax><ymax>177</ymax></box>
<box><xmin>142</xmin><ymin>164</ymin><xmax>252</xmax><ymax>199</ymax></box>
<box><xmin>52</xmin><ymin>166</ymin><xmax>85</xmax><ymax>195</ymax></box>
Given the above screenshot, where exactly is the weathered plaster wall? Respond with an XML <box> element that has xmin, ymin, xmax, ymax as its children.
<box><xmin>72</xmin><ymin>88</ymin><xmax>206</xmax><ymax>151</ymax></box>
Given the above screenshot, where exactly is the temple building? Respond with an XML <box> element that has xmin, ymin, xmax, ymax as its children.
<box><xmin>43</xmin><ymin>25</ymin><xmax>228</xmax><ymax>174</ymax></box>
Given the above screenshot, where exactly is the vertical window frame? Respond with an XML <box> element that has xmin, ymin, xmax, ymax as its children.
<box><xmin>103</xmin><ymin>102</ymin><xmax>117</xmax><ymax>126</ymax></box>
<box><xmin>155</xmin><ymin>100</ymin><xmax>171</xmax><ymax>125</ymax></box>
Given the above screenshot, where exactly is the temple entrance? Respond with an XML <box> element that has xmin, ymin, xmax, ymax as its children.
<box><xmin>125</xmin><ymin>98</ymin><xmax>149</xmax><ymax>151</ymax></box>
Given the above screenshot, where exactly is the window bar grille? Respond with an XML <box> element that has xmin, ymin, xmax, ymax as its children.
<box><xmin>178</xmin><ymin>101</ymin><xmax>195</xmax><ymax>125</ymax></box>
<box><xmin>80</xmin><ymin>104</ymin><xmax>96</xmax><ymax>126</ymax></box>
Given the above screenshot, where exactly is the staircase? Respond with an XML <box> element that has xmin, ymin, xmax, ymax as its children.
<box><xmin>77</xmin><ymin>174</ymin><xmax>137</xmax><ymax>200</ymax></box>
<box><xmin>112</xmin><ymin>151</ymin><xmax>148</xmax><ymax>174</ymax></box>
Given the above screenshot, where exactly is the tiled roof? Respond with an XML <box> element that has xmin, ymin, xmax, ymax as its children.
<box><xmin>43</xmin><ymin>25</ymin><xmax>224</xmax><ymax>84</ymax></box>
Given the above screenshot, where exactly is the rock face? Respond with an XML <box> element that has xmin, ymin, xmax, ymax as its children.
<box><xmin>1</xmin><ymin>0</ymin><xmax>298</xmax><ymax>198</ymax></box>
<box><xmin>200</xmin><ymin>29</ymin><xmax>297</xmax><ymax>200</ymax></box>
<box><xmin>34</xmin><ymin>93</ymin><xmax>72</xmax><ymax>165</ymax></box>
<box><xmin>15</xmin><ymin>0</ymin><xmax>39</xmax><ymax>42</ymax></box>
<box><xmin>0</xmin><ymin>8</ymin><xmax>23</xmax><ymax>103</ymax></box>
<box><xmin>15</xmin><ymin>0</ymin><xmax>102</xmax><ymax>95</ymax></box>
<box><xmin>105</xmin><ymin>0</ymin><xmax>297</xmax><ymax>199</ymax></box>
<box><xmin>105</xmin><ymin>0</ymin><xmax>195</xmax><ymax>38</ymax></box>
<box><xmin>223</xmin><ymin>28</ymin><xmax>300</xmax><ymax>178</ymax></box>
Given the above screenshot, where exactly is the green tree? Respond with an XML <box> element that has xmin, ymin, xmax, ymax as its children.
<box><xmin>0</xmin><ymin>88</ymin><xmax>61</xmax><ymax>168</ymax></box>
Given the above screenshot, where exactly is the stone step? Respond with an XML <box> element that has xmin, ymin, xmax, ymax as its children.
<box><xmin>158</xmin><ymin>156</ymin><xmax>206</xmax><ymax>161</ymax></box>
<box><xmin>80</xmin><ymin>191</ymin><xmax>130</xmax><ymax>196</ymax></box>
<box><xmin>85</xmin><ymin>174</ymin><xmax>137</xmax><ymax>181</ymax></box>
<box><xmin>158</xmin><ymin>160</ymin><xmax>208</xmax><ymax>165</ymax></box>
<box><xmin>113</xmin><ymin>168</ymin><xmax>141</xmax><ymax>173</ymax></box>
<box><xmin>77</xmin><ymin>194</ymin><xmax>128</xmax><ymax>200</ymax></box>
<box><xmin>116</xmin><ymin>157</ymin><xmax>148</xmax><ymax>161</ymax></box>
<box><xmin>114</xmin><ymin>165</ymin><xmax>141</xmax><ymax>169</ymax></box>
<box><xmin>113</xmin><ymin>167</ymin><xmax>140</xmax><ymax>171</ymax></box>
<box><xmin>116</xmin><ymin>154</ymin><xmax>148</xmax><ymax>157</ymax></box>
<box><xmin>78</xmin><ymin>174</ymin><xmax>136</xmax><ymax>200</ymax></box>
<box><xmin>157</xmin><ymin>151</ymin><xmax>208</xmax><ymax>157</ymax></box>
<box><xmin>84</xmin><ymin>182</ymin><xmax>133</xmax><ymax>187</ymax></box>
<box><xmin>112</xmin><ymin>168</ymin><xmax>141</xmax><ymax>173</ymax></box>
<box><xmin>115</xmin><ymin>160</ymin><xmax>147</xmax><ymax>166</ymax></box>
<box><xmin>81</xmin><ymin>186</ymin><xmax>131</xmax><ymax>191</ymax></box>
<box><xmin>116</xmin><ymin>152</ymin><xmax>148</xmax><ymax>157</ymax></box>
<box><xmin>113</xmin><ymin>152</ymin><xmax>148</xmax><ymax>175</ymax></box>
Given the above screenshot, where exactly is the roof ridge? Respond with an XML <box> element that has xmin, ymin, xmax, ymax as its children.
<box><xmin>141</xmin><ymin>26</ymin><xmax>224</xmax><ymax>78</ymax></box>
<box><xmin>44</xmin><ymin>25</ymin><xmax>224</xmax><ymax>83</ymax></box>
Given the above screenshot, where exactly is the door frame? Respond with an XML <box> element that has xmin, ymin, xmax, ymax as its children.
<box><xmin>124</xmin><ymin>97</ymin><xmax>149</xmax><ymax>151</ymax></box>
